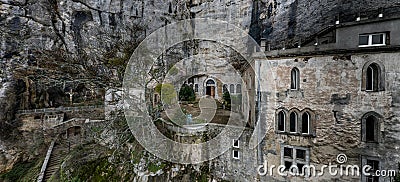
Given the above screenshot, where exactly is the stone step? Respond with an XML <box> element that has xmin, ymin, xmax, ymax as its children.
<box><xmin>46</xmin><ymin>168</ymin><xmax>59</xmax><ymax>174</ymax></box>
<box><xmin>48</xmin><ymin>162</ymin><xmax>60</xmax><ymax>167</ymax></box>
<box><xmin>42</xmin><ymin>143</ymin><xmax>65</xmax><ymax>182</ymax></box>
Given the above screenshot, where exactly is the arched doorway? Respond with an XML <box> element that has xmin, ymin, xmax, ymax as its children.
<box><xmin>205</xmin><ymin>79</ymin><xmax>216</xmax><ymax>97</ymax></box>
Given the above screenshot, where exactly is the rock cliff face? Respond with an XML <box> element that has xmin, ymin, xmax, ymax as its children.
<box><xmin>1</xmin><ymin>0</ymin><xmax>398</xmax><ymax>123</ymax></box>
<box><xmin>0</xmin><ymin>0</ymin><xmax>253</xmax><ymax>176</ymax></box>
<box><xmin>1</xmin><ymin>0</ymin><xmax>399</xmax><ymax>179</ymax></box>
<box><xmin>254</xmin><ymin>0</ymin><xmax>400</xmax><ymax>49</ymax></box>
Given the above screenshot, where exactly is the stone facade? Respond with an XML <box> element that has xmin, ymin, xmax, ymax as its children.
<box><xmin>254</xmin><ymin>17</ymin><xmax>400</xmax><ymax>181</ymax></box>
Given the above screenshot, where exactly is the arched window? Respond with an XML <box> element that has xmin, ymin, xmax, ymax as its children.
<box><xmin>366</xmin><ymin>116</ymin><xmax>377</xmax><ymax>141</ymax></box>
<box><xmin>289</xmin><ymin>112</ymin><xmax>297</xmax><ymax>133</ymax></box>
<box><xmin>366</xmin><ymin>64</ymin><xmax>379</xmax><ymax>91</ymax></box>
<box><xmin>278</xmin><ymin>111</ymin><xmax>285</xmax><ymax>132</ymax></box>
<box><xmin>291</xmin><ymin>68</ymin><xmax>300</xmax><ymax>90</ymax></box>
<box><xmin>301</xmin><ymin>112</ymin><xmax>310</xmax><ymax>134</ymax></box>
<box><xmin>362</xmin><ymin>62</ymin><xmax>384</xmax><ymax>92</ymax></box>
<box><xmin>223</xmin><ymin>84</ymin><xmax>228</xmax><ymax>93</ymax></box>
<box><xmin>206</xmin><ymin>79</ymin><xmax>215</xmax><ymax>85</ymax></box>
<box><xmin>230</xmin><ymin>84</ymin><xmax>235</xmax><ymax>93</ymax></box>
<box><xmin>362</xmin><ymin>112</ymin><xmax>382</xmax><ymax>142</ymax></box>
<box><xmin>236</xmin><ymin>84</ymin><xmax>242</xmax><ymax>93</ymax></box>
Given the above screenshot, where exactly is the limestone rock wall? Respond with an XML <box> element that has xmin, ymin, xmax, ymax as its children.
<box><xmin>0</xmin><ymin>0</ymin><xmax>253</xmax><ymax>174</ymax></box>
<box><xmin>256</xmin><ymin>0</ymin><xmax>400</xmax><ymax>49</ymax></box>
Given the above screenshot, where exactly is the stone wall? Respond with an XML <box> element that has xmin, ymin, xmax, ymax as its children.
<box><xmin>165</xmin><ymin>122</ymin><xmax>259</xmax><ymax>182</ymax></box>
<box><xmin>257</xmin><ymin>52</ymin><xmax>400</xmax><ymax>181</ymax></box>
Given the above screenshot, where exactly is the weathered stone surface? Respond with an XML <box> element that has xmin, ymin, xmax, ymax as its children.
<box><xmin>258</xmin><ymin>53</ymin><xmax>400</xmax><ymax>181</ymax></box>
<box><xmin>256</xmin><ymin>0</ymin><xmax>400</xmax><ymax>49</ymax></box>
<box><xmin>1</xmin><ymin>0</ymin><xmax>400</xmax><ymax>180</ymax></box>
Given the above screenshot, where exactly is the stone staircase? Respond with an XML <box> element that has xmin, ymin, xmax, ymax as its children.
<box><xmin>43</xmin><ymin>141</ymin><xmax>67</xmax><ymax>181</ymax></box>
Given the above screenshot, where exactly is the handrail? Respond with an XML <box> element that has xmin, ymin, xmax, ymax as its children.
<box><xmin>17</xmin><ymin>105</ymin><xmax>104</xmax><ymax>114</ymax></box>
<box><xmin>37</xmin><ymin>139</ymin><xmax>56</xmax><ymax>182</ymax></box>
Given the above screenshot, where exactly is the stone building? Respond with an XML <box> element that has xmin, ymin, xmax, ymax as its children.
<box><xmin>186</xmin><ymin>74</ymin><xmax>243</xmax><ymax>100</ymax></box>
<box><xmin>43</xmin><ymin>113</ymin><xmax>65</xmax><ymax>129</ymax></box>
<box><xmin>253</xmin><ymin>10</ymin><xmax>400</xmax><ymax>182</ymax></box>
<box><xmin>155</xmin><ymin>54</ymin><xmax>244</xmax><ymax>102</ymax></box>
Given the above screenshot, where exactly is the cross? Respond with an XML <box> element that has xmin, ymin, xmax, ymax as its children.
<box><xmin>66</xmin><ymin>88</ymin><xmax>75</xmax><ymax>105</ymax></box>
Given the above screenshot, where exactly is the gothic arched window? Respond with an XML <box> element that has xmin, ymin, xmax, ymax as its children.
<box><xmin>291</xmin><ymin>68</ymin><xmax>300</xmax><ymax>90</ymax></box>
<box><xmin>301</xmin><ymin>112</ymin><xmax>310</xmax><ymax>134</ymax></box>
<box><xmin>277</xmin><ymin>111</ymin><xmax>286</xmax><ymax>132</ymax></box>
<box><xmin>362</xmin><ymin>62</ymin><xmax>385</xmax><ymax>92</ymax></box>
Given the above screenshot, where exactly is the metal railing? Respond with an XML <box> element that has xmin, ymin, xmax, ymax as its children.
<box><xmin>37</xmin><ymin>138</ymin><xmax>56</xmax><ymax>182</ymax></box>
<box><xmin>17</xmin><ymin>105</ymin><xmax>104</xmax><ymax>114</ymax></box>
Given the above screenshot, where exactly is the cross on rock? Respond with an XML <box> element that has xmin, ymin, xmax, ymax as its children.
<box><xmin>66</xmin><ymin>89</ymin><xmax>75</xmax><ymax>105</ymax></box>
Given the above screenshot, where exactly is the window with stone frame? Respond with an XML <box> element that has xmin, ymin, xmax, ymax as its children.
<box><xmin>362</xmin><ymin>62</ymin><xmax>385</xmax><ymax>92</ymax></box>
<box><xmin>301</xmin><ymin>112</ymin><xmax>310</xmax><ymax>134</ymax></box>
<box><xmin>366</xmin><ymin>160</ymin><xmax>380</xmax><ymax>182</ymax></box>
<box><xmin>290</xmin><ymin>68</ymin><xmax>300</xmax><ymax>90</ymax></box>
<box><xmin>230</xmin><ymin>84</ymin><xmax>235</xmax><ymax>93</ymax></box>
<box><xmin>277</xmin><ymin>110</ymin><xmax>286</xmax><ymax>132</ymax></box>
<box><xmin>361</xmin><ymin>112</ymin><xmax>382</xmax><ymax>143</ymax></box>
<box><xmin>223</xmin><ymin>84</ymin><xmax>228</xmax><ymax>93</ymax></box>
<box><xmin>236</xmin><ymin>84</ymin><xmax>242</xmax><ymax>93</ymax></box>
<box><xmin>361</xmin><ymin>156</ymin><xmax>381</xmax><ymax>182</ymax></box>
<box><xmin>233</xmin><ymin>150</ymin><xmax>240</xmax><ymax>160</ymax></box>
<box><xmin>289</xmin><ymin>112</ymin><xmax>298</xmax><ymax>133</ymax></box>
<box><xmin>277</xmin><ymin>109</ymin><xmax>315</xmax><ymax>136</ymax></box>
<box><xmin>233</xmin><ymin>139</ymin><xmax>239</xmax><ymax>148</ymax></box>
<box><xmin>281</xmin><ymin>145</ymin><xmax>310</xmax><ymax>174</ymax></box>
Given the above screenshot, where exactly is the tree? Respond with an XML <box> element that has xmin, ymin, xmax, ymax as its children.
<box><xmin>178</xmin><ymin>84</ymin><xmax>195</xmax><ymax>101</ymax></box>
<box><xmin>222</xmin><ymin>91</ymin><xmax>231</xmax><ymax>110</ymax></box>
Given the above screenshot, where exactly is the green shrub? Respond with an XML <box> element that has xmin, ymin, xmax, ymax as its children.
<box><xmin>148</xmin><ymin>162</ymin><xmax>166</xmax><ymax>173</ymax></box>
<box><xmin>179</xmin><ymin>84</ymin><xmax>195</xmax><ymax>101</ymax></box>
<box><xmin>222</xmin><ymin>91</ymin><xmax>231</xmax><ymax>110</ymax></box>
<box><xmin>0</xmin><ymin>161</ymin><xmax>36</xmax><ymax>181</ymax></box>
<box><xmin>71</xmin><ymin>157</ymin><xmax>119</xmax><ymax>182</ymax></box>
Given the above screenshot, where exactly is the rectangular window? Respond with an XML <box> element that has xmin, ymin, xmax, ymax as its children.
<box><xmin>366</xmin><ymin>160</ymin><xmax>380</xmax><ymax>182</ymax></box>
<box><xmin>284</xmin><ymin>161</ymin><xmax>292</xmax><ymax>171</ymax></box>
<box><xmin>359</xmin><ymin>33</ymin><xmax>387</xmax><ymax>47</ymax></box>
<box><xmin>281</xmin><ymin>145</ymin><xmax>310</xmax><ymax>174</ymax></box>
<box><xmin>366</xmin><ymin>160</ymin><xmax>379</xmax><ymax>171</ymax></box>
<box><xmin>372</xmin><ymin>34</ymin><xmax>384</xmax><ymax>45</ymax></box>
<box><xmin>194</xmin><ymin>84</ymin><xmax>198</xmax><ymax>92</ymax></box>
<box><xmin>233</xmin><ymin>150</ymin><xmax>240</xmax><ymax>159</ymax></box>
<box><xmin>297</xmin><ymin>163</ymin><xmax>305</xmax><ymax>173</ymax></box>
<box><xmin>296</xmin><ymin>149</ymin><xmax>306</xmax><ymax>160</ymax></box>
<box><xmin>359</xmin><ymin>35</ymin><xmax>369</xmax><ymax>46</ymax></box>
<box><xmin>362</xmin><ymin>156</ymin><xmax>381</xmax><ymax>182</ymax></box>
<box><xmin>230</xmin><ymin>84</ymin><xmax>235</xmax><ymax>93</ymax></box>
<box><xmin>284</xmin><ymin>147</ymin><xmax>293</xmax><ymax>159</ymax></box>
<box><xmin>233</xmin><ymin>139</ymin><xmax>239</xmax><ymax>148</ymax></box>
